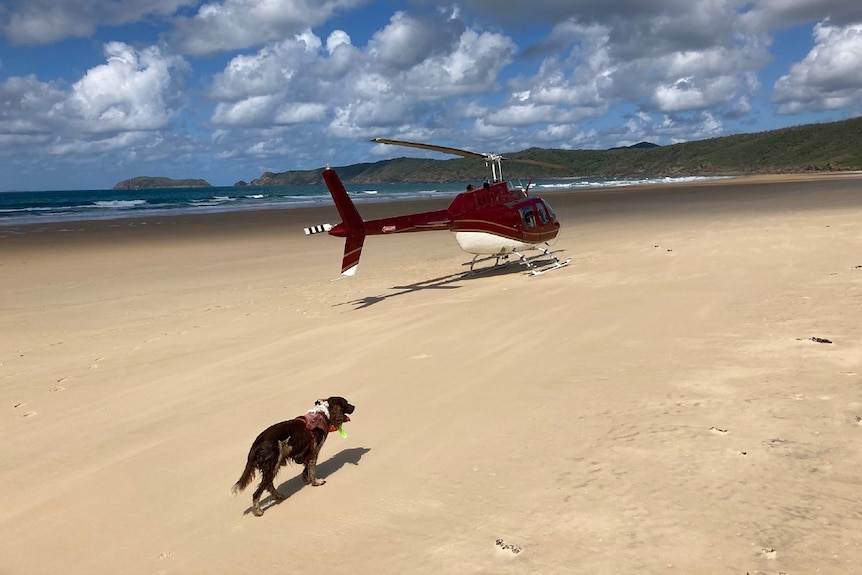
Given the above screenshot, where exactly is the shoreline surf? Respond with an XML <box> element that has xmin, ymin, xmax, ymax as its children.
<box><xmin>0</xmin><ymin>175</ymin><xmax>724</xmax><ymax>227</ymax></box>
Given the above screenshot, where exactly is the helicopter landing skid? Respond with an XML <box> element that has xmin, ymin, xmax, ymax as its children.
<box><xmin>513</xmin><ymin>248</ymin><xmax>571</xmax><ymax>276</ymax></box>
<box><xmin>465</xmin><ymin>254</ymin><xmax>510</xmax><ymax>273</ymax></box>
<box><xmin>465</xmin><ymin>248</ymin><xmax>570</xmax><ymax>275</ymax></box>
<box><xmin>527</xmin><ymin>257</ymin><xmax>571</xmax><ymax>275</ymax></box>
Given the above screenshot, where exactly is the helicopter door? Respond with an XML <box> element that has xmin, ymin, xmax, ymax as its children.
<box><xmin>520</xmin><ymin>205</ymin><xmax>536</xmax><ymax>229</ymax></box>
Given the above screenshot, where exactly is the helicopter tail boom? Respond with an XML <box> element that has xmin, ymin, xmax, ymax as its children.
<box><xmin>320</xmin><ymin>167</ymin><xmax>455</xmax><ymax>275</ymax></box>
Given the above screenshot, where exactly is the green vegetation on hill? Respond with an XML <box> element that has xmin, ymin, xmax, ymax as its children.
<box><xmin>113</xmin><ymin>176</ymin><xmax>211</xmax><ymax>190</ymax></box>
<box><xmin>249</xmin><ymin>116</ymin><xmax>862</xmax><ymax>185</ymax></box>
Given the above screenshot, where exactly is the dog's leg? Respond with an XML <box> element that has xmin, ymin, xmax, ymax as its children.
<box><xmin>268</xmin><ymin>449</ymin><xmax>288</xmax><ymax>501</ymax></box>
<box><xmin>303</xmin><ymin>445</ymin><xmax>326</xmax><ymax>486</ymax></box>
<box><xmin>251</xmin><ymin>465</ymin><xmax>283</xmax><ymax>516</ymax></box>
<box><xmin>261</xmin><ymin>465</ymin><xmax>286</xmax><ymax>503</ymax></box>
<box><xmin>268</xmin><ymin>484</ymin><xmax>287</xmax><ymax>501</ymax></box>
<box><xmin>251</xmin><ymin>480</ymin><xmax>267</xmax><ymax>517</ymax></box>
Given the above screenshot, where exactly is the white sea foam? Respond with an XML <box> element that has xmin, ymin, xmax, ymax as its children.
<box><xmin>190</xmin><ymin>196</ymin><xmax>237</xmax><ymax>206</ymax></box>
<box><xmin>533</xmin><ymin>175</ymin><xmax>727</xmax><ymax>190</ymax></box>
<box><xmin>93</xmin><ymin>199</ymin><xmax>147</xmax><ymax>208</ymax></box>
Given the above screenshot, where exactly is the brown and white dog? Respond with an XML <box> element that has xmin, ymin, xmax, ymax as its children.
<box><xmin>232</xmin><ymin>396</ymin><xmax>355</xmax><ymax>516</ymax></box>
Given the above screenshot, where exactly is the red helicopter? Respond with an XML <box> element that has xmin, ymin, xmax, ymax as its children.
<box><xmin>304</xmin><ymin>138</ymin><xmax>571</xmax><ymax>276</ymax></box>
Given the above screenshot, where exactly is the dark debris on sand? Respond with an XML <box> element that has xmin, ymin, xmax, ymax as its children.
<box><xmin>797</xmin><ymin>336</ymin><xmax>833</xmax><ymax>344</ymax></box>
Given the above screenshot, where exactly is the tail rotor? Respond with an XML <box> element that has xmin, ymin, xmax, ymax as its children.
<box><xmin>303</xmin><ymin>223</ymin><xmax>333</xmax><ymax>236</ymax></box>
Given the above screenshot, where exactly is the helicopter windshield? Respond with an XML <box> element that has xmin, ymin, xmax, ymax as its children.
<box><xmin>540</xmin><ymin>199</ymin><xmax>557</xmax><ymax>222</ymax></box>
<box><xmin>536</xmin><ymin>202</ymin><xmax>548</xmax><ymax>225</ymax></box>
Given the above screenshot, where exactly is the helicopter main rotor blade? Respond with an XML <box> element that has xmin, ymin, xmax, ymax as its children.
<box><xmin>371</xmin><ymin>137</ymin><xmax>567</xmax><ymax>171</ymax></box>
<box><xmin>370</xmin><ymin>138</ymin><xmax>486</xmax><ymax>160</ymax></box>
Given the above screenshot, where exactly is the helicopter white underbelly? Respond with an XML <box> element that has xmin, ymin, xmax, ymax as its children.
<box><xmin>453</xmin><ymin>231</ymin><xmax>533</xmax><ymax>255</ymax></box>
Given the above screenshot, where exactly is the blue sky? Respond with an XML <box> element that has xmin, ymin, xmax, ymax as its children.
<box><xmin>1</xmin><ymin>0</ymin><xmax>861</xmax><ymax>191</ymax></box>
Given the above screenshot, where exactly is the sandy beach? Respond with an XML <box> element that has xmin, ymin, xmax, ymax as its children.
<box><xmin>2</xmin><ymin>173</ymin><xmax>862</xmax><ymax>574</ymax></box>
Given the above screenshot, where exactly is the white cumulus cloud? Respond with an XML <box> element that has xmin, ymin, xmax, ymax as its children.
<box><xmin>772</xmin><ymin>22</ymin><xmax>862</xmax><ymax>114</ymax></box>
<box><xmin>169</xmin><ymin>0</ymin><xmax>364</xmax><ymax>56</ymax></box>
<box><xmin>60</xmin><ymin>42</ymin><xmax>189</xmax><ymax>132</ymax></box>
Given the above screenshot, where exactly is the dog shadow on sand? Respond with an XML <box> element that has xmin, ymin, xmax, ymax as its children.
<box><xmin>244</xmin><ymin>446</ymin><xmax>371</xmax><ymax>515</ymax></box>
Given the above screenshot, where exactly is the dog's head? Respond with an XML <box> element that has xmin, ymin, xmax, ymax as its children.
<box><xmin>317</xmin><ymin>396</ymin><xmax>354</xmax><ymax>428</ymax></box>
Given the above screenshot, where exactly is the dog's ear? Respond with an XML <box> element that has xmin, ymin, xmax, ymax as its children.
<box><xmin>328</xmin><ymin>401</ymin><xmax>344</xmax><ymax>425</ymax></box>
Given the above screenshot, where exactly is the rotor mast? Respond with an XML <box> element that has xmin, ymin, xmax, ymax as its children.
<box><xmin>485</xmin><ymin>153</ymin><xmax>503</xmax><ymax>182</ymax></box>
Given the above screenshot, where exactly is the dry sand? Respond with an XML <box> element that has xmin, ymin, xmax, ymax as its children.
<box><xmin>2</xmin><ymin>174</ymin><xmax>862</xmax><ymax>574</ymax></box>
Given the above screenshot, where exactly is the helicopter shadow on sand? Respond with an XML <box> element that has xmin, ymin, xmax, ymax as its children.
<box><xmin>336</xmin><ymin>251</ymin><xmax>566</xmax><ymax>310</ymax></box>
<box><xmin>249</xmin><ymin>446</ymin><xmax>371</xmax><ymax>515</ymax></box>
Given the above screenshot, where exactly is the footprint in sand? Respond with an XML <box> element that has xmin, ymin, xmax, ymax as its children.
<box><xmin>13</xmin><ymin>403</ymin><xmax>36</xmax><ymax>417</ymax></box>
<box><xmin>761</xmin><ymin>547</ymin><xmax>777</xmax><ymax>560</ymax></box>
<box><xmin>710</xmin><ymin>426</ymin><xmax>728</xmax><ymax>434</ymax></box>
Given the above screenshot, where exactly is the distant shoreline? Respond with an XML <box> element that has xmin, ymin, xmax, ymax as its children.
<box><xmin>4</xmin><ymin>171</ymin><xmax>861</xmax><ymax>240</ymax></box>
<box><xmin>0</xmin><ymin>174</ymin><xmax>725</xmax><ymax>228</ymax></box>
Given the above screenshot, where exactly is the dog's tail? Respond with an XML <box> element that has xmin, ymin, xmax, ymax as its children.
<box><xmin>231</xmin><ymin>459</ymin><xmax>256</xmax><ymax>495</ymax></box>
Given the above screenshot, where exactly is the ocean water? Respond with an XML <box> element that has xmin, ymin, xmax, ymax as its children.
<box><xmin>0</xmin><ymin>175</ymin><xmax>719</xmax><ymax>227</ymax></box>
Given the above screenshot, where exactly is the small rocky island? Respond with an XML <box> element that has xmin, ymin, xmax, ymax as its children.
<box><xmin>113</xmin><ymin>176</ymin><xmax>212</xmax><ymax>190</ymax></box>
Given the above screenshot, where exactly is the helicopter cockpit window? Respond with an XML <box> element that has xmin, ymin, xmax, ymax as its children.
<box><xmin>536</xmin><ymin>203</ymin><xmax>548</xmax><ymax>225</ymax></box>
<box><xmin>521</xmin><ymin>207</ymin><xmax>536</xmax><ymax>229</ymax></box>
<box><xmin>541</xmin><ymin>199</ymin><xmax>556</xmax><ymax>221</ymax></box>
